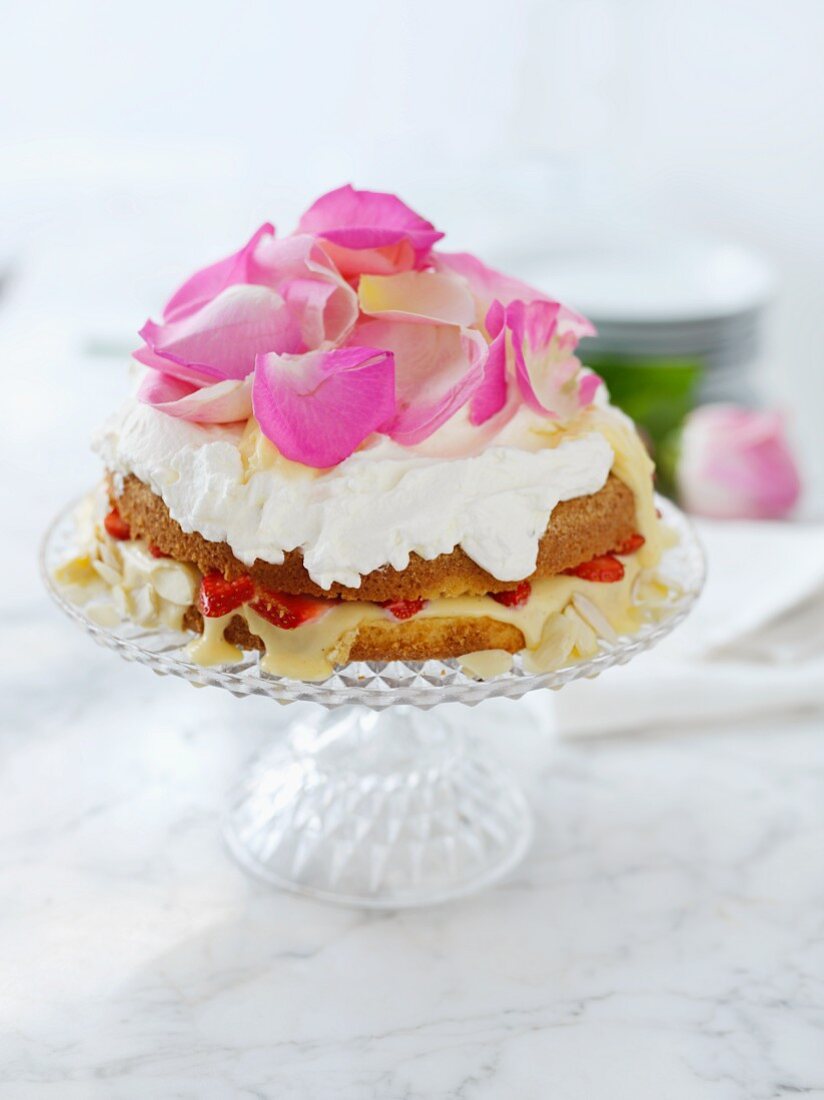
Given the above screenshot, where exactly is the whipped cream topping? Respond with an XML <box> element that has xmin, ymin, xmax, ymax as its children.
<box><xmin>94</xmin><ymin>398</ymin><xmax>615</xmax><ymax>590</ymax></box>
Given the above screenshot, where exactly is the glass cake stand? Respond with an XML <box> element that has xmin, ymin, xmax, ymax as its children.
<box><xmin>41</xmin><ymin>496</ymin><xmax>705</xmax><ymax>909</ymax></box>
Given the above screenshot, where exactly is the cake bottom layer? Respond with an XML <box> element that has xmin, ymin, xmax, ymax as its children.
<box><xmin>182</xmin><ymin>604</ymin><xmax>526</xmax><ymax>664</ymax></box>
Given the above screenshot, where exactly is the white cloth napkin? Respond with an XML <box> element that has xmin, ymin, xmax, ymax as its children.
<box><xmin>534</xmin><ymin>518</ymin><xmax>824</xmax><ymax>737</ymax></box>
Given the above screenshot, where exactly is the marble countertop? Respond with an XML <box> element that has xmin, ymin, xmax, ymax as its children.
<box><xmin>2</xmin><ymin>626</ymin><xmax>823</xmax><ymax>1097</ymax></box>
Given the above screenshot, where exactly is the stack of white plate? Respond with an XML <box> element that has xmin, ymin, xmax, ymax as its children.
<box><xmin>523</xmin><ymin>237</ymin><xmax>774</xmax><ymax>404</ymax></box>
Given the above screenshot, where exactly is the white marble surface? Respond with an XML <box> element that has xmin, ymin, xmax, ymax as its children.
<box><xmin>1</xmin><ymin>302</ymin><xmax>823</xmax><ymax>1098</ymax></box>
<box><xmin>2</xmin><ymin>622</ymin><xmax>823</xmax><ymax>1098</ymax></box>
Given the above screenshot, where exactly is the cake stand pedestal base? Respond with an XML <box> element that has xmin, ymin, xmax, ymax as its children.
<box><xmin>223</xmin><ymin>704</ymin><xmax>534</xmax><ymax>908</ymax></box>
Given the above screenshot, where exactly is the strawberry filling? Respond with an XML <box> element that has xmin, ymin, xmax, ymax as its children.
<box><xmin>490</xmin><ymin>580</ymin><xmax>532</xmax><ymax>608</ymax></box>
<box><xmin>197</xmin><ymin>572</ymin><xmax>429</xmax><ymax>629</ymax></box>
<box><xmin>381</xmin><ymin>597</ymin><xmax>428</xmax><ymax>621</ymax></box>
<box><xmin>198</xmin><ymin>573</ymin><xmax>256</xmax><ymax>618</ymax></box>
<box><xmin>564</xmin><ymin>554</ymin><xmax>625</xmax><ymax>583</ymax></box>
<box><xmin>103</xmin><ymin>508</ymin><xmax>131</xmax><ymax>541</ymax></box>
<box><xmin>614</xmin><ymin>533</ymin><xmax>645</xmax><ymax>556</ymax></box>
<box><xmin>198</xmin><ymin>574</ymin><xmax>333</xmax><ymax>628</ymax></box>
<box><xmin>149</xmin><ymin>544</ymin><xmax>170</xmax><ymax>559</ymax></box>
<box><xmin>249</xmin><ymin>588</ymin><xmax>333</xmax><ymax>630</ymax></box>
<box><xmin>192</xmin><ymin>530</ymin><xmax>641</xmax><ymax>634</ymax></box>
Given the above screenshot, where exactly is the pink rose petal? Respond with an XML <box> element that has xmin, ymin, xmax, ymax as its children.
<box><xmin>510</xmin><ymin>299</ymin><xmax>561</xmax><ymax>415</ymax></box>
<box><xmin>469</xmin><ymin>301</ymin><xmax>509</xmax><ymax>425</ymax></box>
<box><xmin>321</xmin><ymin>240</ymin><xmax>417</xmax><ymax>278</ymax></box>
<box><xmin>558</xmin><ymin>303</ymin><xmax>597</xmax><ymax>341</ymax></box>
<box><xmin>358</xmin><ymin>271</ymin><xmax>476</xmax><ymax>327</ymax></box>
<box><xmin>163</xmin><ymin>223</ymin><xmax>275</xmax><ymax>322</ymax></box>
<box><xmin>132</xmin><ymin>345</ymin><xmax>215</xmax><ymax>386</ymax></box>
<box><xmin>139</xmin><ymin>284</ymin><xmax>304</xmax><ymax>383</ymax></box>
<box><xmin>136</xmin><ymin>236</ymin><xmax>358</xmax><ymax>385</ymax></box>
<box><xmin>433</xmin><ymin>251</ymin><xmax>550</xmax><ymax>308</ymax></box>
<box><xmin>252</xmin><ymin>346</ymin><xmax>396</xmax><ymax>468</ymax></box>
<box><xmin>131</xmin><ymin>192</ymin><xmax>602</xmax><ymax>441</ymax></box>
<box><xmin>577</xmin><ymin>371</ymin><xmax>603</xmax><ymax>407</ymax></box>
<box><xmin>355</xmin><ymin>318</ymin><xmax>488</xmax><ymax>445</ymax></box>
<box><xmin>258</xmin><ymin>234</ymin><xmax>359</xmax><ymax>347</ymax></box>
<box><xmin>434</xmin><ymin>252</ymin><xmax>596</xmax><ymax>341</ymax></box>
<box><xmin>282</xmin><ymin>277</ymin><xmax>350</xmax><ymax>349</ymax></box>
<box><xmin>297</xmin><ymin>185</ymin><xmax>443</xmax><ymax>276</ymax></box>
<box><xmin>138</xmin><ymin>372</ymin><xmax>253</xmax><ymax>423</ymax></box>
<box><xmin>508</xmin><ymin>299</ymin><xmax>593</xmax><ymax>419</ymax></box>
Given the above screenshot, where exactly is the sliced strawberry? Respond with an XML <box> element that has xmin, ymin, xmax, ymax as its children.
<box><xmin>614</xmin><ymin>533</ymin><xmax>645</xmax><ymax>556</ymax></box>
<box><xmin>381</xmin><ymin>597</ymin><xmax>427</xmax><ymax>621</ymax></box>
<box><xmin>250</xmin><ymin>588</ymin><xmax>332</xmax><ymax>630</ymax></box>
<box><xmin>198</xmin><ymin>572</ymin><xmax>256</xmax><ymax>618</ymax></box>
<box><xmin>104</xmin><ymin>508</ymin><xmax>131</xmax><ymax>541</ymax></box>
<box><xmin>490</xmin><ymin>581</ymin><xmax>532</xmax><ymax>608</ymax></box>
<box><xmin>149</xmin><ymin>544</ymin><xmax>170</xmax><ymax>559</ymax></box>
<box><xmin>565</xmin><ymin>554</ymin><xmax>625</xmax><ymax>583</ymax></box>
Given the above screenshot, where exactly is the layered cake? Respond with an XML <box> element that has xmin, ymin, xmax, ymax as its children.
<box><xmin>57</xmin><ymin>186</ymin><xmax>675</xmax><ymax>680</ymax></box>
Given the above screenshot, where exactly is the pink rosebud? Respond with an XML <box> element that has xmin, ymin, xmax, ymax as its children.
<box><xmin>677</xmin><ymin>404</ymin><xmax>801</xmax><ymax>520</ymax></box>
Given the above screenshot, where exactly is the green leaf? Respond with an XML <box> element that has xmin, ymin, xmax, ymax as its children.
<box><xmin>584</xmin><ymin>353</ymin><xmax>702</xmax><ymax>451</ymax></box>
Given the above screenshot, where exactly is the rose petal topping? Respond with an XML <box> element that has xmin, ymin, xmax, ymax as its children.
<box><xmin>163</xmin><ymin>223</ymin><xmax>275</xmax><ymax>322</ymax></box>
<box><xmin>128</xmin><ymin>190</ymin><xmax>600</xmax><ymax>450</ymax></box>
<box><xmin>137</xmin><ymin>284</ymin><xmax>301</xmax><ymax>383</ymax></box>
<box><xmin>433</xmin><ymin>251</ymin><xmax>552</xmax><ymax>310</ymax></box>
<box><xmin>468</xmin><ymin>300</ymin><xmax>509</xmax><ymax>425</ymax></box>
<box><xmin>507</xmin><ymin>299</ymin><xmax>596</xmax><ymax>419</ymax></box>
<box><xmin>355</xmin><ymin>318</ymin><xmax>488</xmax><ymax>446</ymax></box>
<box><xmin>358</xmin><ymin>271</ymin><xmax>476</xmax><ymax>327</ymax></box>
<box><xmin>252</xmin><ymin>346</ymin><xmax>396</xmax><ymax>468</ymax></box>
<box><xmin>297</xmin><ymin>185</ymin><xmax>443</xmax><ymax>276</ymax></box>
<box><xmin>135</xmin><ymin>236</ymin><xmax>357</xmax><ymax>385</ymax></box>
<box><xmin>433</xmin><ymin>255</ymin><xmax>597</xmax><ymax>419</ymax></box>
<box><xmin>255</xmin><ymin>234</ymin><xmax>359</xmax><ymax>346</ymax></box>
<box><xmin>577</xmin><ymin>371</ymin><xmax>604</xmax><ymax>407</ymax></box>
<box><xmin>138</xmin><ymin>372</ymin><xmax>253</xmax><ymax>424</ymax></box>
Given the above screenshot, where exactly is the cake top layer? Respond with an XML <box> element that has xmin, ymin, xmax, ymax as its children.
<box><xmin>97</xmin><ymin>400</ymin><xmax>619</xmax><ymax>589</ymax></box>
<box><xmin>133</xmin><ymin>184</ymin><xmax>601</xmax><ymax>469</ymax></box>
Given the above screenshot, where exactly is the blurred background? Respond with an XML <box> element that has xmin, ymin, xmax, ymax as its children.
<box><xmin>2</xmin><ymin>0</ymin><xmax>823</xmax><ymax>510</ymax></box>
